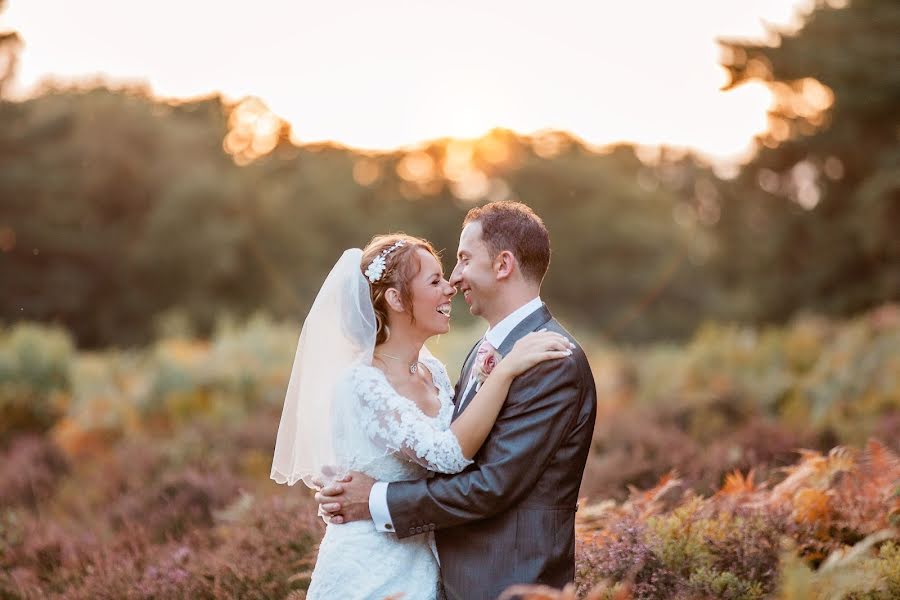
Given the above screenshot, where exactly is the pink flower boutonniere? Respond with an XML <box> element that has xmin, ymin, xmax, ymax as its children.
<box><xmin>473</xmin><ymin>341</ymin><xmax>502</xmax><ymax>390</ymax></box>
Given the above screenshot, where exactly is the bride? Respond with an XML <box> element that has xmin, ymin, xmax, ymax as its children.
<box><xmin>271</xmin><ymin>234</ymin><xmax>572</xmax><ymax>599</ymax></box>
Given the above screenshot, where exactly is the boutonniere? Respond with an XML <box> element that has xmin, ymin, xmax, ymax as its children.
<box><xmin>473</xmin><ymin>341</ymin><xmax>501</xmax><ymax>390</ymax></box>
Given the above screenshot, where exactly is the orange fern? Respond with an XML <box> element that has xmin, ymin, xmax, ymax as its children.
<box><xmin>624</xmin><ymin>470</ymin><xmax>683</xmax><ymax>517</ymax></box>
<box><xmin>793</xmin><ymin>488</ymin><xmax>831</xmax><ymax>525</ymax></box>
<box><xmin>718</xmin><ymin>468</ymin><xmax>758</xmax><ymax>496</ymax></box>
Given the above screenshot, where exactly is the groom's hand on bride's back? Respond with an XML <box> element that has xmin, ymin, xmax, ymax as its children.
<box><xmin>314</xmin><ymin>471</ymin><xmax>376</xmax><ymax>524</ymax></box>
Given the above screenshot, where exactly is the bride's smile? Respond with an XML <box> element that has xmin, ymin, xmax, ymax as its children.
<box><xmin>406</xmin><ymin>249</ymin><xmax>456</xmax><ymax>336</ymax></box>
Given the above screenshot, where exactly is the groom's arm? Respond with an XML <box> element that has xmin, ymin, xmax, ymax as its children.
<box><xmin>386</xmin><ymin>355</ymin><xmax>585</xmax><ymax>539</ymax></box>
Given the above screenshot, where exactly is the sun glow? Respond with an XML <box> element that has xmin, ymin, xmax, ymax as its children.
<box><xmin>223</xmin><ymin>97</ymin><xmax>287</xmax><ymax>165</ymax></box>
<box><xmin>3</xmin><ymin>0</ymin><xmax>814</xmax><ymax>164</ymax></box>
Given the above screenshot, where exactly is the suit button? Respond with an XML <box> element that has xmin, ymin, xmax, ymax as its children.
<box><xmin>385</xmin><ymin>523</ymin><xmax>393</xmax><ymax>531</ymax></box>
<box><xmin>428</xmin><ymin>524</ymin><xmax>435</xmax><ymax>531</ymax></box>
<box><xmin>415</xmin><ymin>526</ymin><xmax>423</xmax><ymax>534</ymax></box>
<box><xmin>409</xmin><ymin>528</ymin><xmax>416</xmax><ymax>535</ymax></box>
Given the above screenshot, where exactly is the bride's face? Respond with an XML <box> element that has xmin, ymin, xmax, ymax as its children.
<box><xmin>405</xmin><ymin>248</ymin><xmax>457</xmax><ymax>336</ymax></box>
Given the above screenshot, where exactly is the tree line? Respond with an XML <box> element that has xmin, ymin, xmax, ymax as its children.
<box><xmin>0</xmin><ymin>0</ymin><xmax>896</xmax><ymax>347</ymax></box>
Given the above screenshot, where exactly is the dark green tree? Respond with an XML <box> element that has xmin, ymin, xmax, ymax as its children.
<box><xmin>716</xmin><ymin>0</ymin><xmax>900</xmax><ymax>321</ymax></box>
<box><xmin>1</xmin><ymin>92</ymin><xmax>718</xmax><ymax>347</ymax></box>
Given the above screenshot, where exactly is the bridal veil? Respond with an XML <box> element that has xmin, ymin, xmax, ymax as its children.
<box><xmin>270</xmin><ymin>249</ymin><xmax>378</xmax><ymax>488</ymax></box>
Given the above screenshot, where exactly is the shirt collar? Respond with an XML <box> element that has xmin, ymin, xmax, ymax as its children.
<box><xmin>484</xmin><ymin>297</ymin><xmax>543</xmax><ymax>349</ymax></box>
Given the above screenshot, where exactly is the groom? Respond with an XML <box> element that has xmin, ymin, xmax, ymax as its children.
<box><xmin>317</xmin><ymin>201</ymin><xmax>597</xmax><ymax>599</ymax></box>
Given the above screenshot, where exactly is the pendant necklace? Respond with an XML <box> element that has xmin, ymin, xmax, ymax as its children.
<box><xmin>375</xmin><ymin>351</ymin><xmax>420</xmax><ymax>375</ymax></box>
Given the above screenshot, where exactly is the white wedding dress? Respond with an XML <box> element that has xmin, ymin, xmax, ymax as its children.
<box><xmin>306</xmin><ymin>352</ymin><xmax>472</xmax><ymax>600</ymax></box>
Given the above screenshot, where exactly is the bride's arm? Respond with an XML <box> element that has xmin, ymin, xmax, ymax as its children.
<box><xmin>353</xmin><ymin>332</ymin><xmax>570</xmax><ymax>473</ymax></box>
<box><xmin>353</xmin><ymin>369</ymin><xmax>470</xmax><ymax>474</ymax></box>
<box><xmin>449</xmin><ymin>331</ymin><xmax>572</xmax><ymax>459</ymax></box>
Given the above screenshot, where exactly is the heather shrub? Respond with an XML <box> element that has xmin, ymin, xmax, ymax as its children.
<box><xmin>0</xmin><ymin>421</ymin><xmax>319</xmax><ymax>598</ymax></box>
<box><xmin>575</xmin><ymin>516</ymin><xmax>678</xmax><ymax>598</ymax></box>
<box><xmin>110</xmin><ymin>467</ymin><xmax>243</xmax><ymax>542</ymax></box>
<box><xmin>53</xmin><ymin>528</ymin><xmax>207</xmax><ymax>600</ymax></box>
<box><xmin>57</xmin><ymin>495</ymin><xmax>319</xmax><ymax>600</ymax></box>
<box><xmin>695</xmin><ymin>507</ymin><xmax>787</xmax><ymax>588</ymax></box>
<box><xmin>568</xmin><ymin>443</ymin><xmax>899</xmax><ymax>600</ymax></box>
<box><xmin>48</xmin><ymin>432</ymin><xmax>174</xmax><ymax>528</ymax></box>
<box><xmin>641</xmin><ymin>500</ymin><xmax>782</xmax><ymax>599</ymax></box>
<box><xmin>645</xmin><ymin>499</ymin><xmax>722</xmax><ymax>579</ymax></box>
<box><xmin>131</xmin><ymin>543</ymin><xmax>203</xmax><ymax>599</ymax></box>
<box><xmin>0</xmin><ymin>515</ymin><xmax>101</xmax><ymax>597</ymax></box>
<box><xmin>193</xmin><ymin>494</ymin><xmax>321</xmax><ymax>598</ymax></box>
<box><xmin>0</xmin><ymin>435</ymin><xmax>69</xmax><ymax>508</ymax></box>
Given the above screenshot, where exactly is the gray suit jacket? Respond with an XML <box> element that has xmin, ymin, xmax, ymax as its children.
<box><xmin>386</xmin><ymin>305</ymin><xmax>597</xmax><ymax>600</ymax></box>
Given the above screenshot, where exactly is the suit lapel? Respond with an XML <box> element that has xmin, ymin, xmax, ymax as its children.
<box><xmin>496</xmin><ymin>304</ymin><xmax>553</xmax><ymax>356</ymax></box>
<box><xmin>452</xmin><ymin>339</ymin><xmax>483</xmax><ymax>421</ymax></box>
<box><xmin>452</xmin><ymin>305</ymin><xmax>553</xmax><ymax>420</ymax></box>
<box><xmin>453</xmin><ymin>384</ymin><xmax>479</xmax><ymax>422</ymax></box>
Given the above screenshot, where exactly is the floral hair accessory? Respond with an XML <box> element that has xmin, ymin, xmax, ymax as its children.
<box><xmin>365</xmin><ymin>240</ymin><xmax>406</xmax><ymax>283</ymax></box>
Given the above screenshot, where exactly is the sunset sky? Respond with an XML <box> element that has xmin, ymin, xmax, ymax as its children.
<box><xmin>3</xmin><ymin>0</ymin><xmax>813</xmax><ymax>163</ymax></box>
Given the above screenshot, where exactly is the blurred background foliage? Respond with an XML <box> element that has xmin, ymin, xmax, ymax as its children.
<box><xmin>1</xmin><ymin>0</ymin><xmax>897</xmax><ymax>348</ymax></box>
<box><xmin>1</xmin><ymin>305</ymin><xmax>896</xmax><ymax>486</ymax></box>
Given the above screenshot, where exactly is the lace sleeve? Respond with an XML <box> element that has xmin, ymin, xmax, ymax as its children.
<box><xmin>349</xmin><ymin>366</ymin><xmax>473</xmax><ymax>474</ymax></box>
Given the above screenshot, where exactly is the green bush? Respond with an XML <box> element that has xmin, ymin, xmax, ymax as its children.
<box><xmin>0</xmin><ymin>323</ymin><xmax>73</xmax><ymax>440</ymax></box>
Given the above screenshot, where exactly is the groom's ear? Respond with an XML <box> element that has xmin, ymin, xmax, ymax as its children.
<box><xmin>494</xmin><ymin>250</ymin><xmax>517</xmax><ymax>281</ymax></box>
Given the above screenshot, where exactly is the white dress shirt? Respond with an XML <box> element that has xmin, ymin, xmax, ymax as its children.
<box><xmin>369</xmin><ymin>297</ymin><xmax>543</xmax><ymax>533</ymax></box>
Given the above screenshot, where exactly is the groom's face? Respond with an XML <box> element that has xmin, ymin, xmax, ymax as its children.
<box><xmin>450</xmin><ymin>221</ymin><xmax>497</xmax><ymax>319</ymax></box>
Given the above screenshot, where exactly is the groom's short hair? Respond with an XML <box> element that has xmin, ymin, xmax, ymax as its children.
<box><xmin>464</xmin><ymin>201</ymin><xmax>550</xmax><ymax>284</ymax></box>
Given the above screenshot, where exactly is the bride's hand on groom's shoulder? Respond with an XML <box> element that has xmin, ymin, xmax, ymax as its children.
<box><xmin>314</xmin><ymin>471</ymin><xmax>376</xmax><ymax>524</ymax></box>
<box><xmin>500</xmin><ymin>330</ymin><xmax>574</xmax><ymax>378</ymax></box>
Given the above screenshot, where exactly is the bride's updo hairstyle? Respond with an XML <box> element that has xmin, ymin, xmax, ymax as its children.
<box><xmin>361</xmin><ymin>234</ymin><xmax>441</xmax><ymax>344</ymax></box>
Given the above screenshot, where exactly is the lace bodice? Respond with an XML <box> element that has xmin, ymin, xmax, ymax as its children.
<box><xmin>332</xmin><ymin>353</ymin><xmax>472</xmax><ymax>483</ymax></box>
<box><xmin>309</xmin><ymin>353</ymin><xmax>464</xmax><ymax>600</ymax></box>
